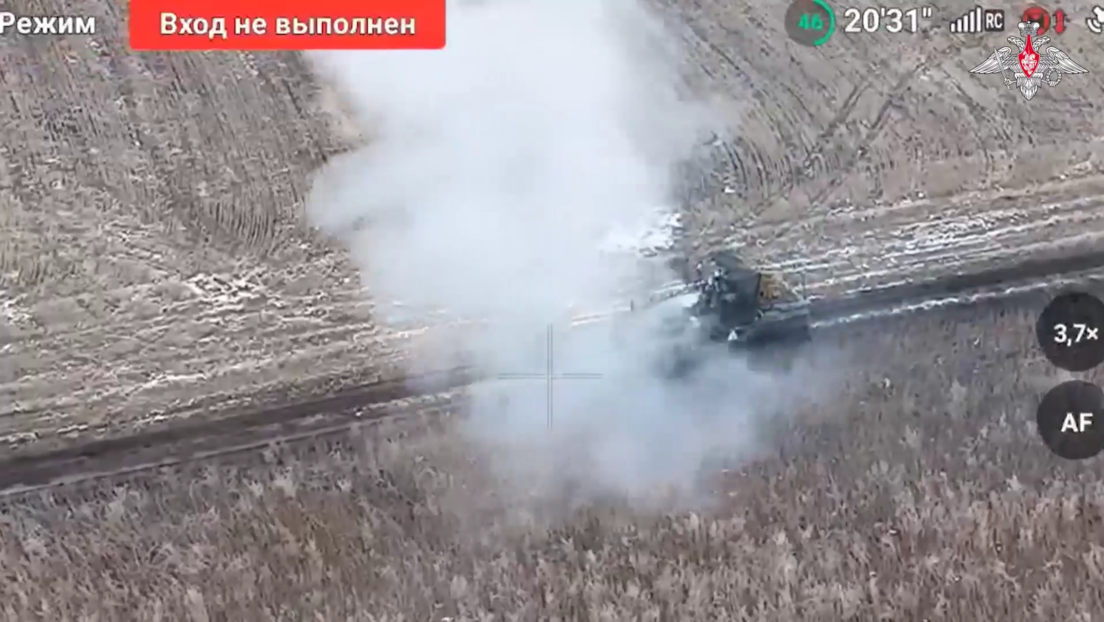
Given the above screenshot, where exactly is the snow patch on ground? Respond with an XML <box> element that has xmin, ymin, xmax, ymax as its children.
<box><xmin>372</xmin><ymin>207</ymin><xmax>684</xmax><ymax>327</ymax></box>
<box><xmin>0</xmin><ymin>292</ymin><xmax>32</xmax><ymax>326</ymax></box>
<box><xmin>598</xmin><ymin>208</ymin><xmax>681</xmax><ymax>258</ymax></box>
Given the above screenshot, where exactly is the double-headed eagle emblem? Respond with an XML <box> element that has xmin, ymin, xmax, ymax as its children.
<box><xmin>969</xmin><ymin>21</ymin><xmax>1088</xmax><ymax>100</ymax></box>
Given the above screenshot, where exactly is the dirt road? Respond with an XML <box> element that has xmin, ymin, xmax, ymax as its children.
<box><xmin>4</xmin><ymin>253</ymin><xmax>1102</xmax><ymax>495</ymax></box>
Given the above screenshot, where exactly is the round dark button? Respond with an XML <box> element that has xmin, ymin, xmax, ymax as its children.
<box><xmin>1036</xmin><ymin>380</ymin><xmax>1104</xmax><ymax>460</ymax></box>
<box><xmin>1035</xmin><ymin>291</ymin><xmax>1104</xmax><ymax>372</ymax></box>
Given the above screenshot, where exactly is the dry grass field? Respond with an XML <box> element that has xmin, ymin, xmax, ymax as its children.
<box><xmin>2</xmin><ymin>302</ymin><xmax>1103</xmax><ymax>621</ymax></box>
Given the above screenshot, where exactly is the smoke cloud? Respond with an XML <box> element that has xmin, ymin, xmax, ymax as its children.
<box><xmin>306</xmin><ymin>0</ymin><xmax>826</xmax><ymax>504</ymax></box>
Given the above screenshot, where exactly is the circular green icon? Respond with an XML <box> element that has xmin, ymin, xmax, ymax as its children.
<box><xmin>784</xmin><ymin>0</ymin><xmax>835</xmax><ymax>47</ymax></box>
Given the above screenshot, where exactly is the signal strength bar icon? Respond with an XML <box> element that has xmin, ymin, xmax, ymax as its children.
<box><xmin>949</xmin><ymin>6</ymin><xmax>1005</xmax><ymax>33</ymax></box>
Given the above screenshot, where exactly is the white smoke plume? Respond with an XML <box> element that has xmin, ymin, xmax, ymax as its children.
<box><xmin>306</xmin><ymin>0</ymin><xmax>826</xmax><ymax>503</ymax></box>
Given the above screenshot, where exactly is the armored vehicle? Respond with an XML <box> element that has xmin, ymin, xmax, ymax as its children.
<box><xmin>689</xmin><ymin>250</ymin><xmax>811</xmax><ymax>347</ymax></box>
<box><xmin>642</xmin><ymin>250</ymin><xmax>811</xmax><ymax>376</ymax></box>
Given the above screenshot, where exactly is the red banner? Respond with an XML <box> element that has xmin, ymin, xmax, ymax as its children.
<box><xmin>128</xmin><ymin>0</ymin><xmax>446</xmax><ymax>50</ymax></box>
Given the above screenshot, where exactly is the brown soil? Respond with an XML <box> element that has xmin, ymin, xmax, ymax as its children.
<box><xmin>674</xmin><ymin>0</ymin><xmax>1104</xmax><ymax>223</ymax></box>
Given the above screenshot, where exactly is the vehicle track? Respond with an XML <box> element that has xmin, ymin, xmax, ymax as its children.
<box><xmin>714</xmin><ymin>177</ymin><xmax>1104</xmax><ymax>297</ymax></box>
<box><xmin>2</xmin><ymin>247</ymin><xmax>1103</xmax><ymax>496</ymax></box>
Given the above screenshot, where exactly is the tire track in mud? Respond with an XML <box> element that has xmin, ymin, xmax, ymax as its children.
<box><xmin>672</xmin><ymin>0</ymin><xmax>979</xmax><ymax>212</ymax></box>
<box><xmin>703</xmin><ymin>178</ymin><xmax>1104</xmax><ymax>298</ymax></box>
<box><xmin>671</xmin><ymin>0</ymin><xmax>1104</xmax><ymax>241</ymax></box>
<box><xmin>3</xmin><ymin>246</ymin><xmax>1104</xmax><ymax>496</ymax></box>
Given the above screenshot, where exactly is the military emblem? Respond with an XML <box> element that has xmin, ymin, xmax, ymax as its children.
<box><xmin>970</xmin><ymin>21</ymin><xmax>1088</xmax><ymax>100</ymax></box>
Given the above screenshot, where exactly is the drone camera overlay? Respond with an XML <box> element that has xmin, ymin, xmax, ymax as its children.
<box><xmin>2</xmin><ymin>0</ymin><xmax>1104</xmax><ymax>619</ymax></box>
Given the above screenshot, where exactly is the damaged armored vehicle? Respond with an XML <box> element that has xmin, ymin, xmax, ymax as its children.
<box><xmin>641</xmin><ymin>250</ymin><xmax>812</xmax><ymax>376</ymax></box>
